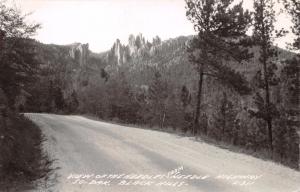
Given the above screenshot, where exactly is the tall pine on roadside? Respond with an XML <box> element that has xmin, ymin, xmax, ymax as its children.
<box><xmin>250</xmin><ymin>0</ymin><xmax>281</xmax><ymax>153</ymax></box>
<box><xmin>185</xmin><ymin>0</ymin><xmax>252</xmax><ymax>135</ymax></box>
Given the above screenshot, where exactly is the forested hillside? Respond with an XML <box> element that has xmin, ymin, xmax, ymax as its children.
<box><xmin>19</xmin><ymin>30</ymin><xmax>299</xmax><ymax>169</ymax></box>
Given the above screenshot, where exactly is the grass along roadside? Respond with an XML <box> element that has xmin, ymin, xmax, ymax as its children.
<box><xmin>0</xmin><ymin>111</ymin><xmax>53</xmax><ymax>191</ymax></box>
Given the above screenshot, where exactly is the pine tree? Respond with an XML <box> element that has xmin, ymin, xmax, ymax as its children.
<box><xmin>67</xmin><ymin>91</ymin><xmax>79</xmax><ymax>113</ymax></box>
<box><xmin>101</xmin><ymin>68</ymin><xmax>109</xmax><ymax>82</ymax></box>
<box><xmin>180</xmin><ymin>85</ymin><xmax>193</xmax><ymax>132</ymax></box>
<box><xmin>185</xmin><ymin>0</ymin><xmax>252</xmax><ymax>135</ymax></box>
<box><xmin>281</xmin><ymin>0</ymin><xmax>300</xmax><ymax>115</ymax></box>
<box><xmin>279</xmin><ymin>0</ymin><xmax>300</xmax><ymax>168</ymax></box>
<box><xmin>250</xmin><ymin>0</ymin><xmax>281</xmax><ymax>153</ymax></box>
<box><xmin>180</xmin><ymin>85</ymin><xmax>191</xmax><ymax>108</ymax></box>
<box><xmin>148</xmin><ymin>71</ymin><xmax>169</xmax><ymax>128</ymax></box>
<box><xmin>273</xmin><ymin>107</ymin><xmax>299</xmax><ymax>169</ymax></box>
<box><xmin>105</xmin><ymin>70</ymin><xmax>140</xmax><ymax>123</ymax></box>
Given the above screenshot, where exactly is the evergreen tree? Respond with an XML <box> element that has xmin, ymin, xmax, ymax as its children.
<box><xmin>185</xmin><ymin>0</ymin><xmax>252</xmax><ymax>135</ymax></box>
<box><xmin>281</xmin><ymin>57</ymin><xmax>299</xmax><ymax>114</ymax></box>
<box><xmin>67</xmin><ymin>91</ymin><xmax>79</xmax><ymax>113</ymax></box>
<box><xmin>180</xmin><ymin>85</ymin><xmax>191</xmax><ymax>108</ymax></box>
<box><xmin>53</xmin><ymin>87</ymin><xmax>65</xmax><ymax>112</ymax></box>
<box><xmin>101</xmin><ymin>68</ymin><xmax>109</xmax><ymax>82</ymax></box>
<box><xmin>273</xmin><ymin>107</ymin><xmax>299</xmax><ymax>169</ymax></box>
<box><xmin>250</xmin><ymin>0</ymin><xmax>281</xmax><ymax>153</ymax></box>
<box><xmin>148</xmin><ymin>71</ymin><xmax>169</xmax><ymax>128</ymax></box>
<box><xmin>179</xmin><ymin>85</ymin><xmax>193</xmax><ymax>131</ymax></box>
<box><xmin>106</xmin><ymin>70</ymin><xmax>140</xmax><ymax>123</ymax></box>
<box><xmin>277</xmin><ymin>0</ymin><xmax>300</xmax><ymax>168</ymax></box>
<box><xmin>281</xmin><ymin>0</ymin><xmax>299</xmax><ymax>116</ymax></box>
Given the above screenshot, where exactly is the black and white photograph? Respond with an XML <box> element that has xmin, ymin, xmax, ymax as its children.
<box><xmin>0</xmin><ymin>0</ymin><xmax>299</xmax><ymax>191</ymax></box>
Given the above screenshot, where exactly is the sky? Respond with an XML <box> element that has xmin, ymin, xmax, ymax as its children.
<box><xmin>8</xmin><ymin>0</ymin><xmax>295</xmax><ymax>53</ymax></box>
<box><xmin>10</xmin><ymin>0</ymin><xmax>195</xmax><ymax>52</ymax></box>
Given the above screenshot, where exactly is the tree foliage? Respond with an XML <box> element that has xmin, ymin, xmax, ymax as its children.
<box><xmin>249</xmin><ymin>0</ymin><xmax>280</xmax><ymax>152</ymax></box>
<box><xmin>282</xmin><ymin>0</ymin><xmax>300</xmax><ymax>50</ymax></box>
<box><xmin>185</xmin><ymin>0</ymin><xmax>252</xmax><ymax>134</ymax></box>
<box><xmin>0</xmin><ymin>1</ymin><xmax>40</xmax><ymax>107</ymax></box>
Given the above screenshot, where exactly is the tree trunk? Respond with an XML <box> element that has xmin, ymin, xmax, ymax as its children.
<box><xmin>161</xmin><ymin>108</ymin><xmax>166</xmax><ymax>129</ymax></box>
<box><xmin>193</xmin><ymin>66</ymin><xmax>204</xmax><ymax>136</ymax></box>
<box><xmin>222</xmin><ymin>118</ymin><xmax>226</xmax><ymax>141</ymax></box>
<box><xmin>262</xmin><ymin>41</ymin><xmax>273</xmax><ymax>153</ymax></box>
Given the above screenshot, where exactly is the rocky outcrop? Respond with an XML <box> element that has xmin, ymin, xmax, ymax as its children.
<box><xmin>107</xmin><ymin>34</ymin><xmax>158</xmax><ymax>66</ymax></box>
<box><xmin>128</xmin><ymin>33</ymin><xmax>148</xmax><ymax>56</ymax></box>
<box><xmin>69</xmin><ymin>43</ymin><xmax>89</xmax><ymax>66</ymax></box>
<box><xmin>107</xmin><ymin>39</ymin><xmax>129</xmax><ymax>66</ymax></box>
<box><xmin>115</xmin><ymin>39</ymin><xmax>128</xmax><ymax>65</ymax></box>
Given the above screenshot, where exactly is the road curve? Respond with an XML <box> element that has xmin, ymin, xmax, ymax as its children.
<box><xmin>26</xmin><ymin>113</ymin><xmax>300</xmax><ymax>192</ymax></box>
